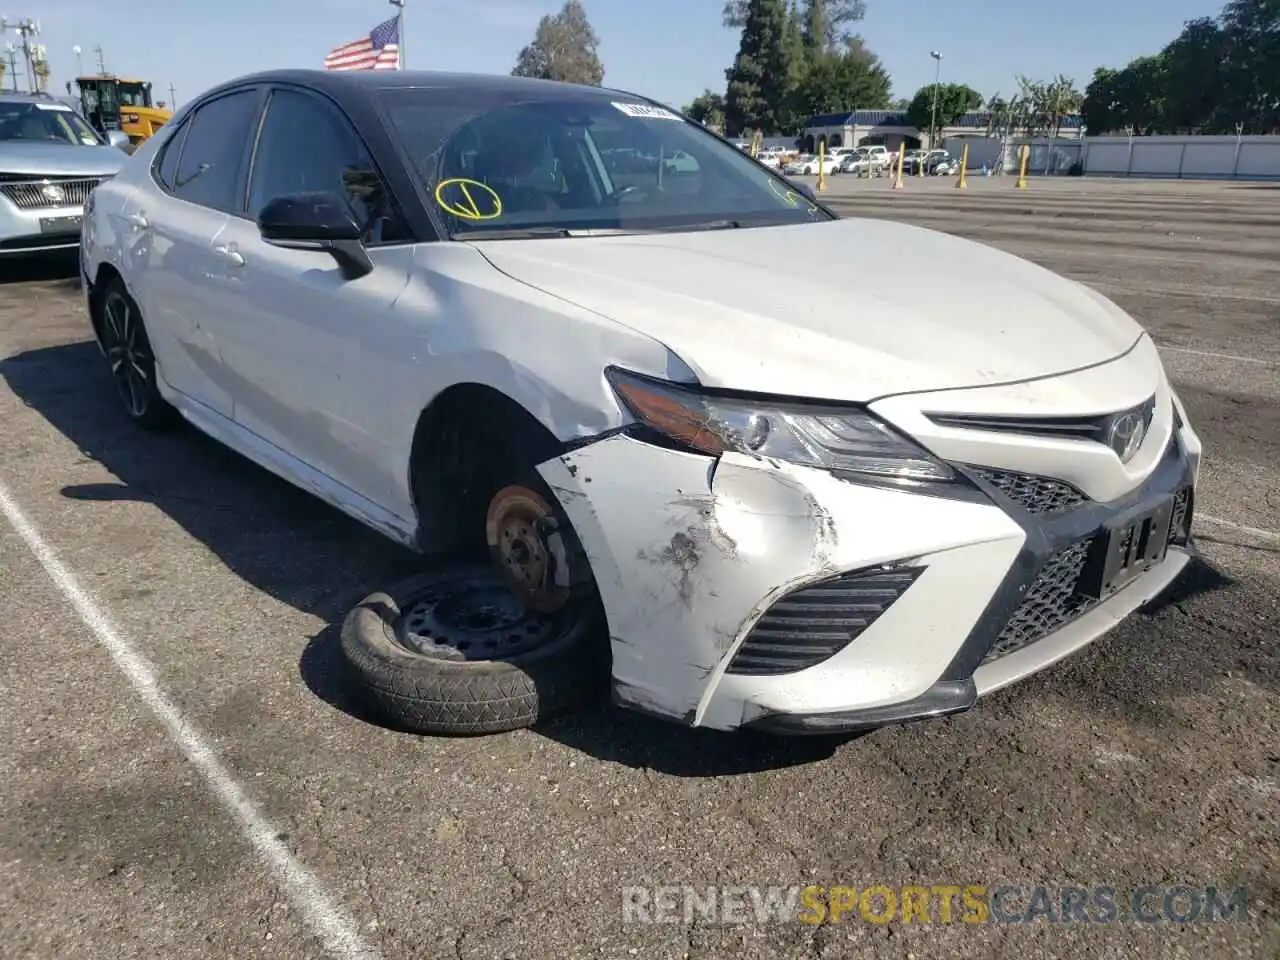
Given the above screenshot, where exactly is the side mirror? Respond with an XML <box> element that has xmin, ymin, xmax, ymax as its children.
<box><xmin>257</xmin><ymin>191</ymin><xmax>373</xmax><ymax>279</ymax></box>
<box><xmin>105</xmin><ymin>130</ymin><xmax>130</xmax><ymax>150</ymax></box>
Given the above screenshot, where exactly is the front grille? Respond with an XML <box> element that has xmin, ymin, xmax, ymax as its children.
<box><xmin>726</xmin><ymin>565</ymin><xmax>923</xmax><ymax>676</ymax></box>
<box><xmin>981</xmin><ymin>537</ymin><xmax>1099</xmax><ymax>664</ymax></box>
<box><xmin>971</xmin><ymin>466</ymin><xmax>1090</xmax><ymax>515</ymax></box>
<box><xmin>0</xmin><ymin>176</ymin><xmax>104</xmax><ymax>210</ymax></box>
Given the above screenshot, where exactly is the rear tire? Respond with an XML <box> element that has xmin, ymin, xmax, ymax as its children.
<box><xmin>97</xmin><ymin>277</ymin><xmax>178</xmax><ymax>429</ymax></box>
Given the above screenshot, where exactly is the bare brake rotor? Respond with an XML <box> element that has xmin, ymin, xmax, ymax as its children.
<box><xmin>485</xmin><ymin>485</ymin><xmax>572</xmax><ymax>613</ymax></box>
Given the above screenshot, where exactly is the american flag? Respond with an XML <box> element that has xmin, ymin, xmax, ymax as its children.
<box><xmin>323</xmin><ymin>15</ymin><xmax>401</xmax><ymax>71</ymax></box>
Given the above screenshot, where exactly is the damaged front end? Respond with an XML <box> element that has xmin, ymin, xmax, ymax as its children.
<box><xmin>535</xmin><ymin>369</ymin><xmax>1026</xmax><ymax>731</ymax></box>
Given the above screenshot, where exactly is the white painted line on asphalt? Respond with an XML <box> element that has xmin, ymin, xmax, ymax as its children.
<box><xmin>1197</xmin><ymin>514</ymin><xmax>1280</xmax><ymax>542</ymax></box>
<box><xmin>1158</xmin><ymin>345</ymin><xmax>1277</xmax><ymax>365</ymax></box>
<box><xmin>0</xmin><ymin>482</ymin><xmax>381</xmax><ymax>960</ymax></box>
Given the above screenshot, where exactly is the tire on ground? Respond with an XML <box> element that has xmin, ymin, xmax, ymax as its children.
<box><xmin>340</xmin><ymin>566</ymin><xmax>609</xmax><ymax>735</ymax></box>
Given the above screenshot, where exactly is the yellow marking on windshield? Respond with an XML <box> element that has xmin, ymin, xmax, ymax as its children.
<box><xmin>435</xmin><ymin>178</ymin><xmax>503</xmax><ymax>220</ymax></box>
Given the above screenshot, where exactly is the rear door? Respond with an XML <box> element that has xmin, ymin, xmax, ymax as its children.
<box><xmin>120</xmin><ymin>87</ymin><xmax>263</xmax><ymax>419</ymax></box>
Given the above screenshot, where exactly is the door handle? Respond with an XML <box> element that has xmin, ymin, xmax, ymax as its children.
<box><xmin>213</xmin><ymin>243</ymin><xmax>245</xmax><ymax>267</ymax></box>
<box><xmin>125</xmin><ymin>211</ymin><xmax>148</xmax><ymax>230</ymax></box>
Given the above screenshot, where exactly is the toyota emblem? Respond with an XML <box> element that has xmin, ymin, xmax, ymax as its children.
<box><xmin>41</xmin><ymin>183</ymin><xmax>66</xmax><ymax>204</ymax></box>
<box><xmin>1108</xmin><ymin>412</ymin><xmax>1146</xmax><ymax>462</ymax></box>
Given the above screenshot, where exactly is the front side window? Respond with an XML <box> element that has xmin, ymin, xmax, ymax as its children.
<box><xmin>0</xmin><ymin>102</ymin><xmax>101</xmax><ymax>146</ymax></box>
<box><xmin>173</xmin><ymin>89</ymin><xmax>260</xmax><ymax>213</ymax></box>
<box><xmin>381</xmin><ymin>88</ymin><xmax>832</xmax><ymax>238</ymax></box>
<box><xmin>248</xmin><ymin>88</ymin><xmax>409</xmax><ymax>245</ymax></box>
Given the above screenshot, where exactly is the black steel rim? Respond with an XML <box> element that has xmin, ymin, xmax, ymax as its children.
<box><xmin>394</xmin><ymin>572</ymin><xmax>567</xmax><ymax>662</ymax></box>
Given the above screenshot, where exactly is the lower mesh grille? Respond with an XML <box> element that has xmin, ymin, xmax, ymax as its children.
<box><xmin>971</xmin><ymin>467</ymin><xmax>1090</xmax><ymax>515</ymax></box>
<box><xmin>726</xmin><ymin>565</ymin><xmax>924</xmax><ymax>676</ymax></box>
<box><xmin>981</xmin><ymin>537</ymin><xmax>1100</xmax><ymax>665</ymax></box>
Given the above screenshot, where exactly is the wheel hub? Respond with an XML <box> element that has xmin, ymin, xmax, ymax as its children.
<box><xmin>485</xmin><ymin>485</ymin><xmax>571</xmax><ymax>613</ymax></box>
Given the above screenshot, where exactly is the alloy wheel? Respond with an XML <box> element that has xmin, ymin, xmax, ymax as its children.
<box><xmin>101</xmin><ymin>291</ymin><xmax>153</xmax><ymax>419</ymax></box>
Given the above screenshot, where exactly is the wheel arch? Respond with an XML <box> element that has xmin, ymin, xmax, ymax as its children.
<box><xmin>407</xmin><ymin>381</ymin><xmax>578</xmax><ymax>556</ymax></box>
<box><xmin>88</xmin><ymin>261</ymin><xmax>125</xmax><ymax>345</ymax></box>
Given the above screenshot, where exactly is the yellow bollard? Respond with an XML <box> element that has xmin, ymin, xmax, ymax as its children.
<box><xmin>818</xmin><ymin>141</ymin><xmax>827</xmax><ymax>192</ymax></box>
<box><xmin>956</xmin><ymin>143</ymin><xmax>969</xmax><ymax>189</ymax></box>
<box><xmin>917</xmin><ymin>147</ymin><xmax>925</xmax><ymax>177</ymax></box>
<box><xmin>1015</xmin><ymin>144</ymin><xmax>1029</xmax><ymax>188</ymax></box>
<box><xmin>892</xmin><ymin>142</ymin><xmax>906</xmax><ymax>189</ymax></box>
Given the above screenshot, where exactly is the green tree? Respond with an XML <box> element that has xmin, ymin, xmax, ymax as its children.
<box><xmin>793</xmin><ymin>47</ymin><xmax>891</xmax><ymax>117</ymax></box>
<box><xmin>1159</xmin><ymin>18</ymin><xmax>1227</xmax><ymax>131</ymax></box>
<box><xmin>724</xmin><ymin>0</ymin><xmax>866</xmax><ymax>49</ymax></box>
<box><xmin>724</xmin><ymin>0</ymin><xmax>795</xmax><ymax>135</ymax></box>
<box><xmin>1081</xmin><ymin>0</ymin><xmax>1278</xmax><ymax>134</ymax></box>
<box><xmin>1217</xmin><ymin>0</ymin><xmax>1279</xmax><ymax>132</ymax></box>
<box><xmin>511</xmin><ymin>0</ymin><xmax>604</xmax><ymax>86</ymax></box>
<box><xmin>905</xmin><ymin>82</ymin><xmax>982</xmax><ymax>137</ymax></box>
<box><xmin>1082</xmin><ymin>57</ymin><xmax>1164</xmax><ymax>133</ymax></box>
<box><xmin>683</xmin><ymin>90</ymin><xmax>727</xmax><ymax>130</ymax></box>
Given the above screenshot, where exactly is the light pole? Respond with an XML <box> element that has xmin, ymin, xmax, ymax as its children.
<box><xmin>0</xmin><ymin>17</ymin><xmax>40</xmax><ymax>91</ymax></box>
<box><xmin>928</xmin><ymin>50</ymin><xmax>942</xmax><ymax>150</ymax></box>
<box><xmin>72</xmin><ymin>44</ymin><xmax>82</xmax><ymax>75</ymax></box>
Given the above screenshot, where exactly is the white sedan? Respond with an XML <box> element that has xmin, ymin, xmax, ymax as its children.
<box><xmin>783</xmin><ymin>153</ymin><xmax>840</xmax><ymax>176</ymax></box>
<box><xmin>81</xmin><ymin>69</ymin><xmax>1202</xmax><ymax>736</ymax></box>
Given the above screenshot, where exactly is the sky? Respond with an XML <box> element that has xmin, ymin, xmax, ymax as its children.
<box><xmin>11</xmin><ymin>0</ymin><xmax>1219</xmax><ymax>112</ymax></box>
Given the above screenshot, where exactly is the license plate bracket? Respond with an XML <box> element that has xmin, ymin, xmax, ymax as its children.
<box><xmin>39</xmin><ymin>214</ymin><xmax>82</xmax><ymax>234</ymax></box>
<box><xmin>1079</xmin><ymin>496</ymin><xmax>1175</xmax><ymax>599</ymax></box>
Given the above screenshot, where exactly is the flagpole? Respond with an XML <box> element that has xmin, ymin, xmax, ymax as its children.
<box><xmin>389</xmin><ymin>0</ymin><xmax>404</xmax><ymax>70</ymax></box>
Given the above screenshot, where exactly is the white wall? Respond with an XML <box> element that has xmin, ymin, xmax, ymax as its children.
<box><xmin>1001</xmin><ymin>135</ymin><xmax>1280</xmax><ymax>179</ymax></box>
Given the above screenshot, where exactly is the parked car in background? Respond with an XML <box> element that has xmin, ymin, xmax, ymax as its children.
<box><xmin>904</xmin><ymin>149</ymin><xmax>954</xmax><ymax>176</ymax></box>
<box><xmin>0</xmin><ymin>90</ymin><xmax>131</xmax><ymax>258</ymax></box>
<box><xmin>783</xmin><ymin>153</ymin><xmax>840</xmax><ymax>176</ymax></box>
<box><xmin>840</xmin><ymin>147</ymin><xmax>890</xmax><ymax>176</ymax></box>
<box><xmin>929</xmin><ymin>151</ymin><xmax>961</xmax><ymax>176</ymax></box>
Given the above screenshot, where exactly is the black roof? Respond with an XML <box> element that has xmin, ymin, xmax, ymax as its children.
<box><xmin>203</xmin><ymin>68</ymin><xmax>647</xmax><ymax>104</ymax></box>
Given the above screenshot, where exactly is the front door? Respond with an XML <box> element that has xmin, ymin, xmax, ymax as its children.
<box><xmin>212</xmin><ymin>85</ymin><xmax>417</xmax><ymax>514</ymax></box>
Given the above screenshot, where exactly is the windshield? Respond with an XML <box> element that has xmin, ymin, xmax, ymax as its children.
<box><xmin>0</xmin><ymin>101</ymin><xmax>102</xmax><ymax>145</ymax></box>
<box><xmin>380</xmin><ymin>88</ymin><xmax>832</xmax><ymax>238</ymax></box>
<box><xmin>116</xmin><ymin>82</ymin><xmax>151</xmax><ymax>108</ymax></box>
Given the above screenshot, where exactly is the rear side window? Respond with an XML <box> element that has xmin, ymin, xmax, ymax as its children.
<box><xmin>172</xmin><ymin>90</ymin><xmax>260</xmax><ymax>212</ymax></box>
<box><xmin>153</xmin><ymin>120</ymin><xmax>187</xmax><ymax>190</ymax></box>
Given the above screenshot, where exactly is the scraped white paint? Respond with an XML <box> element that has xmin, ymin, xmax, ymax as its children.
<box><xmin>1196</xmin><ymin>514</ymin><xmax>1280</xmax><ymax>542</ymax></box>
<box><xmin>0</xmin><ymin>481</ymin><xmax>380</xmax><ymax>960</ymax></box>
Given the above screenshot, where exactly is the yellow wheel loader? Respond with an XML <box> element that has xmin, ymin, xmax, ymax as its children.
<box><xmin>67</xmin><ymin>75</ymin><xmax>172</xmax><ymax>151</ymax></box>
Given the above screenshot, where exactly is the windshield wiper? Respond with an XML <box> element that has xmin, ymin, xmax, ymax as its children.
<box><xmin>459</xmin><ymin>227</ymin><xmax>573</xmax><ymax>240</ymax></box>
<box><xmin>653</xmin><ymin>219</ymin><xmax>744</xmax><ymax>233</ymax></box>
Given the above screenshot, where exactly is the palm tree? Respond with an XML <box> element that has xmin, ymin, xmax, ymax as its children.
<box><xmin>33</xmin><ymin>58</ymin><xmax>50</xmax><ymax>92</ymax></box>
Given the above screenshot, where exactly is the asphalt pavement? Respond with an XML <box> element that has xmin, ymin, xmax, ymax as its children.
<box><xmin>0</xmin><ymin>176</ymin><xmax>1276</xmax><ymax>959</ymax></box>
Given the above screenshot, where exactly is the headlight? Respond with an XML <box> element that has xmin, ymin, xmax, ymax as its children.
<box><xmin>606</xmin><ymin>368</ymin><xmax>955</xmax><ymax>482</ymax></box>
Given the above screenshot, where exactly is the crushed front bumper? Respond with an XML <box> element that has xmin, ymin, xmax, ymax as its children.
<box><xmin>539</xmin><ymin>413</ymin><xmax>1201</xmax><ymax>734</ymax></box>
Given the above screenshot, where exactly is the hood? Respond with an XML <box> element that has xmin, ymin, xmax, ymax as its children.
<box><xmin>0</xmin><ymin>140</ymin><xmax>128</xmax><ymax>178</ymax></box>
<box><xmin>470</xmin><ymin>218</ymin><xmax>1144</xmax><ymax>402</ymax></box>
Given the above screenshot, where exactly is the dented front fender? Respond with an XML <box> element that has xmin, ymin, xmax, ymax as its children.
<box><xmin>538</xmin><ymin>434</ymin><xmax>1023</xmax><ymax>729</ymax></box>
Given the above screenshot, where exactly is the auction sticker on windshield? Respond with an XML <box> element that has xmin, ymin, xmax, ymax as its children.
<box><xmin>611</xmin><ymin>102</ymin><xmax>682</xmax><ymax>121</ymax></box>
